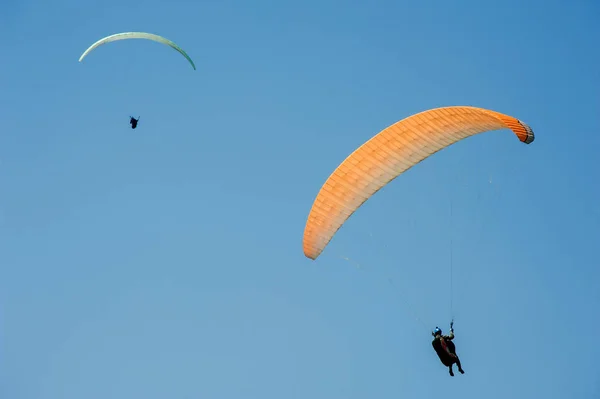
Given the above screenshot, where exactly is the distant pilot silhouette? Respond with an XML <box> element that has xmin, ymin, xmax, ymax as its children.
<box><xmin>130</xmin><ymin>116</ymin><xmax>140</xmax><ymax>129</ymax></box>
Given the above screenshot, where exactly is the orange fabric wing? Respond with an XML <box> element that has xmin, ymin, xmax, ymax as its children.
<box><xmin>303</xmin><ymin>106</ymin><xmax>535</xmax><ymax>260</ymax></box>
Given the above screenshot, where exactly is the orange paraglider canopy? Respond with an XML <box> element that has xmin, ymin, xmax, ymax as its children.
<box><xmin>302</xmin><ymin>106</ymin><xmax>535</xmax><ymax>260</ymax></box>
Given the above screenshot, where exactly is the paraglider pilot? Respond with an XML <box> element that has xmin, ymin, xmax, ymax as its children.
<box><xmin>130</xmin><ymin>116</ymin><xmax>139</xmax><ymax>129</ymax></box>
<box><xmin>432</xmin><ymin>321</ymin><xmax>465</xmax><ymax>376</ymax></box>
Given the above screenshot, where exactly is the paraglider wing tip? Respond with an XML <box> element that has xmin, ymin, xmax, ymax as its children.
<box><xmin>517</xmin><ymin>120</ymin><xmax>535</xmax><ymax>144</ymax></box>
<box><xmin>303</xmin><ymin>243</ymin><xmax>320</xmax><ymax>260</ymax></box>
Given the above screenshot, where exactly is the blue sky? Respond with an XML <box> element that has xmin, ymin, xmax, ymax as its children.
<box><xmin>1</xmin><ymin>0</ymin><xmax>599</xmax><ymax>398</ymax></box>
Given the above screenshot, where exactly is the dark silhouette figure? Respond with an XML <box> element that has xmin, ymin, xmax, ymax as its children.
<box><xmin>130</xmin><ymin>116</ymin><xmax>140</xmax><ymax>129</ymax></box>
<box><xmin>432</xmin><ymin>322</ymin><xmax>465</xmax><ymax>376</ymax></box>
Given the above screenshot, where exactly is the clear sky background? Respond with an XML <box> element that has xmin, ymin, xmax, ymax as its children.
<box><xmin>1</xmin><ymin>0</ymin><xmax>599</xmax><ymax>398</ymax></box>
